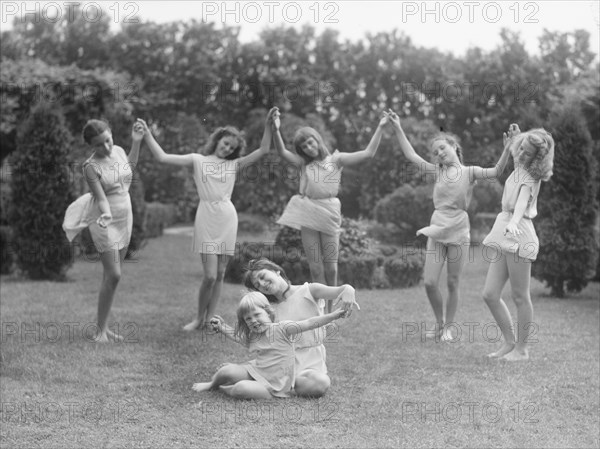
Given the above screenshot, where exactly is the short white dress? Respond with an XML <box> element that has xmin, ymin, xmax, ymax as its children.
<box><xmin>483</xmin><ymin>169</ymin><xmax>541</xmax><ymax>260</ymax></box>
<box><xmin>63</xmin><ymin>146</ymin><xmax>133</xmax><ymax>252</ymax></box>
<box><xmin>277</xmin><ymin>153</ymin><xmax>342</xmax><ymax>236</ymax></box>
<box><xmin>417</xmin><ymin>165</ymin><xmax>475</xmax><ymax>245</ymax></box>
<box><xmin>273</xmin><ymin>283</ymin><xmax>328</xmax><ymax>374</ymax></box>
<box><xmin>191</xmin><ymin>154</ymin><xmax>239</xmax><ymax>255</ymax></box>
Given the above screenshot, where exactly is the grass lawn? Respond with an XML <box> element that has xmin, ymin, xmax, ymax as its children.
<box><xmin>1</xmin><ymin>231</ymin><xmax>599</xmax><ymax>448</ymax></box>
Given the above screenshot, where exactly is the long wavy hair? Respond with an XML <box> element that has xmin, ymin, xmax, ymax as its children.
<box><xmin>235</xmin><ymin>291</ymin><xmax>276</xmax><ymax>342</ymax></box>
<box><xmin>292</xmin><ymin>127</ymin><xmax>330</xmax><ymax>164</ymax></box>
<box><xmin>508</xmin><ymin>128</ymin><xmax>555</xmax><ymax>181</ymax></box>
<box><xmin>202</xmin><ymin>126</ymin><xmax>246</xmax><ymax>160</ymax></box>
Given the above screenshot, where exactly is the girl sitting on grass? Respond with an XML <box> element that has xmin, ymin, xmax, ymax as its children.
<box><xmin>192</xmin><ymin>291</ymin><xmax>348</xmax><ymax>399</ymax></box>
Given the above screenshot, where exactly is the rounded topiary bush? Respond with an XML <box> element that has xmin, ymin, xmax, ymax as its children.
<box><xmin>8</xmin><ymin>104</ymin><xmax>75</xmax><ymax>280</ymax></box>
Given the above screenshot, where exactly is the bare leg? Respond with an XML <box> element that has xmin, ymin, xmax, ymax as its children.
<box><xmin>423</xmin><ymin>238</ymin><xmax>447</xmax><ymax>338</ymax></box>
<box><xmin>482</xmin><ymin>254</ymin><xmax>514</xmax><ymax>357</ymax></box>
<box><xmin>205</xmin><ymin>255</ymin><xmax>230</xmax><ymax>320</ymax></box>
<box><xmin>441</xmin><ymin>244</ymin><xmax>466</xmax><ymax>341</ymax></box>
<box><xmin>184</xmin><ymin>254</ymin><xmax>218</xmax><ymax>331</ymax></box>
<box><xmin>192</xmin><ymin>363</ymin><xmax>251</xmax><ymax>392</ymax></box>
<box><xmin>294</xmin><ymin>370</ymin><xmax>331</xmax><ymax>398</ymax></box>
<box><xmin>502</xmin><ymin>255</ymin><xmax>533</xmax><ymax>362</ymax></box>
<box><xmin>221</xmin><ymin>380</ymin><xmax>273</xmax><ymax>400</ymax></box>
<box><xmin>302</xmin><ymin>227</ymin><xmax>326</xmax><ymax>284</ymax></box>
<box><xmin>95</xmin><ymin>248</ymin><xmax>126</xmax><ymax>343</ymax></box>
<box><xmin>321</xmin><ymin>232</ymin><xmax>339</xmax><ymax>313</ymax></box>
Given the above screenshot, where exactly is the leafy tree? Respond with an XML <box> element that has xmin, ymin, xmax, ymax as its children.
<box><xmin>8</xmin><ymin>104</ymin><xmax>75</xmax><ymax>279</ymax></box>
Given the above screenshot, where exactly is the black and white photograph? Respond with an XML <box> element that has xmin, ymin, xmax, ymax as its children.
<box><xmin>1</xmin><ymin>1</ymin><xmax>599</xmax><ymax>447</ymax></box>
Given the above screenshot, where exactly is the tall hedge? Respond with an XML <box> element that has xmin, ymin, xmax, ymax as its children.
<box><xmin>8</xmin><ymin>104</ymin><xmax>75</xmax><ymax>279</ymax></box>
<box><xmin>531</xmin><ymin>104</ymin><xmax>599</xmax><ymax>297</ymax></box>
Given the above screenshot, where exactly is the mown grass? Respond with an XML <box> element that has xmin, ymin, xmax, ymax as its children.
<box><xmin>1</xmin><ymin>231</ymin><xmax>599</xmax><ymax>448</ymax></box>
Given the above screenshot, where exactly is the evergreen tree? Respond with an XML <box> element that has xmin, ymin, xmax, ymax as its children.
<box><xmin>9</xmin><ymin>104</ymin><xmax>75</xmax><ymax>279</ymax></box>
<box><xmin>532</xmin><ymin>104</ymin><xmax>599</xmax><ymax>296</ymax></box>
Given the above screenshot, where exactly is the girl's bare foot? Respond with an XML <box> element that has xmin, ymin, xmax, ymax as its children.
<box><xmin>192</xmin><ymin>382</ymin><xmax>212</xmax><ymax>392</ymax></box>
<box><xmin>501</xmin><ymin>348</ymin><xmax>529</xmax><ymax>362</ymax></box>
<box><xmin>487</xmin><ymin>343</ymin><xmax>515</xmax><ymax>358</ymax></box>
<box><xmin>183</xmin><ymin>319</ymin><xmax>204</xmax><ymax>332</ymax></box>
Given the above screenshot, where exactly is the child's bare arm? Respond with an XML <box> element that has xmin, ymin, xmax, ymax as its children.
<box><xmin>209</xmin><ymin>316</ymin><xmax>248</xmax><ymax>347</ymax></box>
<box><xmin>285</xmin><ymin>309</ymin><xmax>347</xmax><ymax>337</ymax></box>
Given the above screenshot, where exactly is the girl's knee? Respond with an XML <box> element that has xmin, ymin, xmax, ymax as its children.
<box><xmin>295</xmin><ymin>372</ymin><xmax>330</xmax><ymax>397</ymax></box>
<box><xmin>105</xmin><ymin>270</ymin><xmax>121</xmax><ymax>286</ymax></box>
<box><xmin>424</xmin><ymin>279</ymin><xmax>439</xmax><ymax>292</ymax></box>
<box><xmin>447</xmin><ymin>275</ymin><xmax>460</xmax><ymax>292</ymax></box>
<box><xmin>482</xmin><ymin>290</ymin><xmax>500</xmax><ymax>305</ymax></box>
<box><xmin>511</xmin><ymin>292</ymin><xmax>531</xmax><ymax>307</ymax></box>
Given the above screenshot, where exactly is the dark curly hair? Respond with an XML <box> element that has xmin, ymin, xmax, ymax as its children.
<box><xmin>243</xmin><ymin>258</ymin><xmax>290</xmax><ymax>304</ymax></box>
<box><xmin>202</xmin><ymin>126</ymin><xmax>246</xmax><ymax>160</ymax></box>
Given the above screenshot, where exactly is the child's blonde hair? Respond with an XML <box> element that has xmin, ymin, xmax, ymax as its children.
<box><xmin>293</xmin><ymin>127</ymin><xmax>330</xmax><ymax>163</ymax></box>
<box><xmin>509</xmin><ymin>128</ymin><xmax>554</xmax><ymax>181</ymax></box>
<box><xmin>236</xmin><ymin>291</ymin><xmax>276</xmax><ymax>341</ymax></box>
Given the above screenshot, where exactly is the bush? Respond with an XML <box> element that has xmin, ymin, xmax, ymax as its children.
<box><xmin>144</xmin><ymin>202</ymin><xmax>178</xmax><ymax>238</ymax></box>
<box><xmin>374</xmin><ymin>183</ymin><xmax>434</xmax><ymax>244</ymax></box>
<box><xmin>384</xmin><ymin>253</ymin><xmax>425</xmax><ymax>288</ymax></box>
<box><xmin>8</xmin><ymin>104</ymin><xmax>75</xmax><ymax>280</ymax></box>
<box><xmin>0</xmin><ymin>225</ymin><xmax>14</xmax><ymax>274</ymax></box>
<box><xmin>532</xmin><ymin>104</ymin><xmax>599</xmax><ymax>297</ymax></box>
<box><xmin>338</xmin><ymin>255</ymin><xmax>379</xmax><ymax>289</ymax></box>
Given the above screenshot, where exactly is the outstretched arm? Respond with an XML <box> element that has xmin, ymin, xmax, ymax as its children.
<box><xmin>336</xmin><ymin>115</ymin><xmax>388</xmax><ymax>167</ymax></box>
<box><xmin>237</xmin><ymin>107</ymin><xmax>277</xmax><ymax>170</ymax></box>
<box><xmin>387</xmin><ymin>109</ymin><xmax>437</xmax><ymax>172</ymax></box>
<box><xmin>472</xmin><ymin>124</ymin><xmax>520</xmax><ymax>180</ymax></box>
<box><xmin>285</xmin><ymin>309</ymin><xmax>348</xmax><ymax>337</ymax></box>
<box><xmin>209</xmin><ymin>316</ymin><xmax>249</xmax><ymax>347</ymax></box>
<box><xmin>137</xmin><ymin>119</ymin><xmax>194</xmax><ymax>167</ymax></box>
<box><xmin>309</xmin><ymin>283</ymin><xmax>360</xmax><ymax>314</ymax></box>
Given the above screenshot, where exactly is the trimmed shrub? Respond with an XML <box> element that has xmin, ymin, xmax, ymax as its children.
<box><xmin>8</xmin><ymin>104</ymin><xmax>74</xmax><ymax>280</ymax></box>
<box><xmin>532</xmin><ymin>104</ymin><xmax>599</xmax><ymax>297</ymax></box>
<box><xmin>374</xmin><ymin>184</ymin><xmax>434</xmax><ymax>244</ymax></box>
<box><xmin>384</xmin><ymin>253</ymin><xmax>425</xmax><ymax>288</ymax></box>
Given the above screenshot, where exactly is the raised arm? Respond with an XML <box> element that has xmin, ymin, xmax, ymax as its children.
<box><xmin>272</xmin><ymin>110</ymin><xmax>304</xmax><ymax>167</ymax></box>
<box><xmin>126</xmin><ymin>119</ymin><xmax>144</xmax><ymax>167</ymax></box>
<box><xmin>336</xmin><ymin>115</ymin><xmax>388</xmax><ymax>167</ymax></box>
<box><xmin>285</xmin><ymin>308</ymin><xmax>347</xmax><ymax>337</ymax></box>
<box><xmin>309</xmin><ymin>283</ymin><xmax>360</xmax><ymax>314</ymax></box>
<box><xmin>471</xmin><ymin>124</ymin><xmax>520</xmax><ymax>180</ymax></box>
<box><xmin>504</xmin><ymin>184</ymin><xmax>532</xmax><ymax>237</ymax></box>
<box><xmin>209</xmin><ymin>316</ymin><xmax>249</xmax><ymax>347</ymax></box>
<box><xmin>237</xmin><ymin>107</ymin><xmax>277</xmax><ymax>170</ymax></box>
<box><xmin>387</xmin><ymin>109</ymin><xmax>437</xmax><ymax>172</ymax></box>
<box><xmin>138</xmin><ymin>119</ymin><xmax>194</xmax><ymax>167</ymax></box>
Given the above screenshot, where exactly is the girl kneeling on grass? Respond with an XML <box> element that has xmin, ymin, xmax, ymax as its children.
<box><xmin>192</xmin><ymin>291</ymin><xmax>348</xmax><ymax>399</ymax></box>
